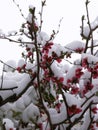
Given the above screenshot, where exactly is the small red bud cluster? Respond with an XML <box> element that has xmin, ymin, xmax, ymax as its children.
<box><xmin>52</xmin><ymin>52</ymin><xmax>62</xmax><ymax>63</ymax></box>
<box><xmin>75</xmin><ymin>47</ymin><xmax>84</xmax><ymax>53</ymax></box>
<box><xmin>33</xmin><ymin>22</ymin><xmax>39</xmax><ymax>32</ymax></box>
<box><xmin>91</xmin><ymin>107</ymin><xmax>98</xmax><ymax>114</ymax></box>
<box><xmin>66</xmin><ymin>68</ymin><xmax>83</xmax><ymax>94</ymax></box>
<box><xmin>16</xmin><ymin>64</ymin><xmax>26</xmax><ymax>73</ymax></box>
<box><xmin>42</xmin><ymin>42</ymin><xmax>53</xmax><ymax>54</ymax></box>
<box><xmin>9</xmin><ymin>128</ymin><xmax>14</xmax><ymax>130</ymax></box>
<box><xmin>27</xmin><ymin>51</ymin><xmax>33</xmax><ymax>57</ymax></box>
<box><xmin>68</xmin><ymin>105</ymin><xmax>82</xmax><ymax>115</ymax></box>
<box><xmin>82</xmin><ymin>57</ymin><xmax>88</xmax><ymax>68</ymax></box>
<box><xmin>67</xmin><ymin>68</ymin><xmax>83</xmax><ymax>84</ymax></box>
<box><xmin>88</xmin><ymin>64</ymin><xmax>98</xmax><ymax>79</ymax></box>
<box><xmin>75</xmin><ymin>68</ymin><xmax>84</xmax><ymax>78</ymax></box>
<box><xmin>82</xmin><ymin>81</ymin><xmax>94</xmax><ymax>96</ymax></box>
<box><xmin>67</xmin><ymin>77</ymin><xmax>79</xmax><ymax>84</ymax></box>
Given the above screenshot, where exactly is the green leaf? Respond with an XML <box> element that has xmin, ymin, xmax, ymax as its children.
<box><xmin>49</xmin><ymin>93</ymin><xmax>55</xmax><ymax>102</ymax></box>
<box><xmin>43</xmin><ymin>92</ymin><xmax>49</xmax><ymax>102</ymax></box>
<box><xmin>29</xmin><ymin>7</ymin><xmax>35</xmax><ymax>15</ymax></box>
<box><xmin>12</xmin><ymin>110</ymin><xmax>21</xmax><ymax>118</ymax></box>
<box><xmin>96</xmin><ymin>91</ymin><xmax>98</xmax><ymax>96</ymax></box>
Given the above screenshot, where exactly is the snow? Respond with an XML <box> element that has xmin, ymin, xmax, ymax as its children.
<box><xmin>0</xmin><ymin>79</ymin><xmax>17</xmax><ymax>89</ymax></box>
<box><xmin>37</xmin><ymin>31</ymin><xmax>50</xmax><ymax>45</ymax></box>
<box><xmin>17</xmin><ymin>37</ymin><xmax>23</xmax><ymax>42</ymax></box>
<box><xmin>25</xmin><ymin>62</ymin><xmax>33</xmax><ymax>70</ymax></box>
<box><xmin>3</xmin><ymin>118</ymin><xmax>16</xmax><ymax>130</ymax></box>
<box><xmin>27</xmin><ymin>13</ymin><xmax>32</xmax><ymax>23</ymax></box>
<box><xmin>51</xmin><ymin>61</ymin><xmax>64</xmax><ymax>77</ymax></box>
<box><xmin>60</xmin><ymin>63</ymin><xmax>70</xmax><ymax>73</ymax></box>
<box><xmin>22</xmin><ymin>94</ymin><xmax>31</xmax><ymax>107</ymax></box>
<box><xmin>27</xmin><ymin>86</ymin><xmax>39</xmax><ymax>104</ymax></box>
<box><xmin>14</xmin><ymin>73</ymin><xmax>31</xmax><ymax>95</ymax></box>
<box><xmin>0</xmin><ymin>29</ymin><xmax>4</xmax><ymax>37</ymax></box>
<box><xmin>0</xmin><ymin>79</ymin><xmax>17</xmax><ymax>100</ymax></box>
<box><xmin>80</xmin><ymin>110</ymin><xmax>90</xmax><ymax>130</ymax></box>
<box><xmin>64</xmin><ymin>92</ymin><xmax>81</xmax><ymax>107</ymax></box>
<box><xmin>49</xmin><ymin>103</ymin><xmax>67</xmax><ymax>125</ymax></box>
<box><xmin>4</xmin><ymin>71</ymin><xmax>25</xmax><ymax>82</ymax></box>
<box><xmin>82</xmin><ymin>16</ymin><xmax>98</xmax><ymax>37</ymax></box>
<box><xmin>26</xmin><ymin>43</ymin><xmax>35</xmax><ymax>50</ymax></box>
<box><xmin>65</xmin><ymin>40</ymin><xmax>85</xmax><ymax>52</ymax></box>
<box><xmin>29</xmin><ymin>5</ymin><xmax>35</xmax><ymax>10</ymax></box>
<box><xmin>50</xmin><ymin>43</ymin><xmax>66</xmax><ymax>57</ymax></box>
<box><xmin>81</xmin><ymin>53</ymin><xmax>98</xmax><ymax>64</ymax></box>
<box><xmin>8</xmin><ymin>30</ymin><xmax>17</xmax><ymax>36</ymax></box>
<box><xmin>22</xmin><ymin>103</ymin><xmax>40</xmax><ymax>123</ymax></box>
<box><xmin>0</xmin><ymin>33</ymin><xmax>98</xmax><ymax>129</ymax></box>
<box><xmin>0</xmin><ymin>70</ymin><xmax>31</xmax><ymax>101</ymax></box>
<box><xmin>4</xmin><ymin>60</ymin><xmax>16</xmax><ymax>72</ymax></box>
<box><xmin>16</xmin><ymin>98</ymin><xmax>25</xmax><ymax>110</ymax></box>
<box><xmin>17</xmin><ymin>59</ymin><xmax>26</xmax><ymax>67</ymax></box>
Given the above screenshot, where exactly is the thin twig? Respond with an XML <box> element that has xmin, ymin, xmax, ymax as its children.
<box><xmin>12</xmin><ymin>0</ymin><xmax>26</xmax><ymax>20</ymax></box>
<box><xmin>0</xmin><ymin>86</ymin><xmax>18</xmax><ymax>91</ymax></box>
<box><xmin>0</xmin><ymin>60</ymin><xmax>16</xmax><ymax>71</ymax></box>
<box><xmin>39</xmin><ymin>0</ymin><xmax>46</xmax><ymax>31</ymax></box>
<box><xmin>1</xmin><ymin>65</ymin><xmax>5</xmax><ymax>89</ymax></box>
<box><xmin>0</xmin><ymin>36</ymin><xmax>33</xmax><ymax>45</ymax></box>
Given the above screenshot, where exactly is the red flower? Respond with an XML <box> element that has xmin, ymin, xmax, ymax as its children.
<box><xmin>55</xmin><ymin>103</ymin><xmax>61</xmax><ymax>112</ymax></box>
<box><xmin>75</xmin><ymin>47</ymin><xmax>84</xmax><ymax>53</ymax></box>
<box><xmin>31</xmin><ymin>22</ymin><xmax>39</xmax><ymax>32</ymax></box>
<box><xmin>92</xmin><ymin>69</ymin><xmax>98</xmax><ymax>79</ymax></box>
<box><xmin>56</xmin><ymin>58</ymin><xmax>62</xmax><ymax>63</ymax></box>
<box><xmin>67</xmin><ymin>77</ymin><xmax>79</xmax><ymax>84</ymax></box>
<box><xmin>91</xmin><ymin>107</ymin><xmax>98</xmax><ymax>114</ymax></box>
<box><xmin>96</xmin><ymin>122</ymin><xmax>98</xmax><ymax>127</ymax></box>
<box><xmin>67</xmin><ymin>79</ymin><xmax>71</xmax><ymax>83</ymax></box>
<box><xmin>38</xmin><ymin>123</ymin><xmax>43</xmax><ymax>130</ymax></box>
<box><xmin>75</xmin><ymin>108</ymin><xmax>82</xmax><ymax>114</ymax></box>
<box><xmin>26</xmin><ymin>47</ymin><xmax>30</xmax><ymax>51</ymax></box>
<box><xmin>71</xmin><ymin>87</ymin><xmax>79</xmax><ymax>94</ymax></box>
<box><xmin>71</xmin><ymin>77</ymin><xmax>79</xmax><ymax>84</ymax></box>
<box><xmin>27</xmin><ymin>51</ymin><xmax>33</xmax><ymax>57</ymax></box>
<box><xmin>82</xmin><ymin>82</ymin><xmax>94</xmax><ymax>96</ymax></box>
<box><xmin>85</xmin><ymin>82</ymin><xmax>94</xmax><ymax>91</ymax></box>
<box><xmin>42</xmin><ymin>42</ymin><xmax>53</xmax><ymax>54</ymax></box>
<box><xmin>68</xmin><ymin>105</ymin><xmax>82</xmax><ymax>115</ymax></box>
<box><xmin>9</xmin><ymin>128</ymin><xmax>13</xmax><ymax>130</ymax></box>
<box><xmin>82</xmin><ymin>57</ymin><xmax>88</xmax><ymax>68</ymax></box>
<box><xmin>16</xmin><ymin>67</ymin><xmax>21</xmax><ymax>72</ymax></box>
<box><xmin>58</xmin><ymin>77</ymin><xmax>64</xmax><ymax>83</ymax></box>
<box><xmin>90</xmin><ymin>124</ymin><xmax>95</xmax><ymax>130</ymax></box>
<box><xmin>75</xmin><ymin>68</ymin><xmax>83</xmax><ymax>78</ymax></box>
<box><xmin>22</xmin><ymin>64</ymin><xmax>26</xmax><ymax>69</ymax></box>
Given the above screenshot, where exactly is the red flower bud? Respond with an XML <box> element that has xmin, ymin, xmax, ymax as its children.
<box><xmin>16</xmin><ymin>67</ymin><xmax>21</xmax><ymax>72</ymax></box>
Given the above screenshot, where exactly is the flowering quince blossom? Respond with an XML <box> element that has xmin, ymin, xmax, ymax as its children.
<box><xmin>1</xmin><ymin>1</ymin><xmax>98</xmax><ymax>130</ymax></box>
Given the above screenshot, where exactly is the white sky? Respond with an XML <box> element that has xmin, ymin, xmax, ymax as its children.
<box><xmin>0</xmin><ymin>0</ymin><xmax>98</xmax><ymax>63</ymax></box>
